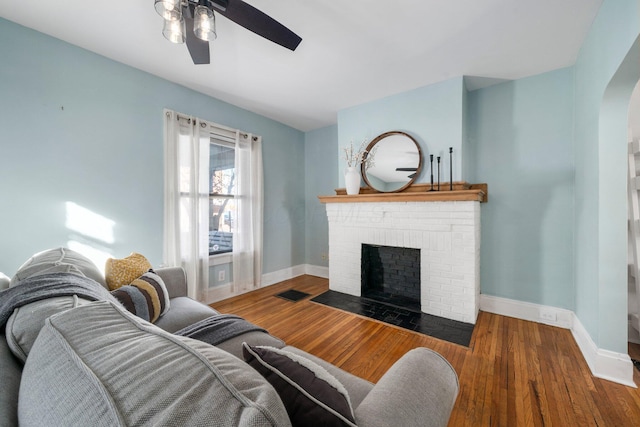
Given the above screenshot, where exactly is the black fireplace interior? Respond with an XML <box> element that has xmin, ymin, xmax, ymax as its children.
<box><xmin>361</xmin><ymin>244</ymin><xmax>421</xmax><ymax>312</ymax></box>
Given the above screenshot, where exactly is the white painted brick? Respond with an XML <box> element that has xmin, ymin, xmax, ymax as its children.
<box><xmin>428</xmin><ymin>287</ymin><xmax>452</xmax><ymax>298</ymax></box>
<box><xmin>428</xmin><ymin>301</ymin><xmax>452</xmax><ymax>312</ymax></box>
<box><xmin>423</xmin><ymin>307</ymin><xmax>442</xmax><ymax>317</ymax></box>
<box><xmin>326</xmin><ymin>199</ymin><xmax>481</xmax><ymax>324</ymax></box>
<box><xmin>429</xmin><ymin>276</ymin><xmax>452</xmax><ymax>286</ymax></box>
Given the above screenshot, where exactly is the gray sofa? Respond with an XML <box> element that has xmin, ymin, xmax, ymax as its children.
<box><xmin>0</xmin><ymin>249</ymin><xmax>459</xmax><ymax>427</ymax></box>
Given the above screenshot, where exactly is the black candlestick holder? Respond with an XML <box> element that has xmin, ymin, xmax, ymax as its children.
<box><xmin>449</xmin><ymin>147</ymin><xmax>453</xmax><ymax>191</ymax></box>
<box><xmin>437</xmin><ymin>156</ymin><xmax>441</xmax><ymax>191</ymax></box>
<box><xmin>429</xmin><ymin>154</ymin><xmax>435</xmax><ymax>191</ymax></box>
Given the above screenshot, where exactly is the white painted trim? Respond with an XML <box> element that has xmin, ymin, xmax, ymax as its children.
<box><xmin>261</xmin><ymin>265</ymin><xmax>307</xmax><ymax>287</ymax></box>
<box><xmin>571</xmin><ymin>315</ymin><xmax>636</xmax><ymax>388</ymax></box>
<box><xmin>209</xmin><ymin>253</ymin><xmax>232</xmax><ymax>265</ymax></box>
<box><xmin>205</xmin><ymin>264</ymin><xmax>328</xmax><ymax>304</ymax></box>
<box><xmin>205</xmin><ymin>282</ymin><xmax>234</xmax><ymax>304</ymax></box>
<box><xmin>261</xmin><ymin>264</ymin><xmax>329</xmax><ymax>285</ymax></box>
<box><xmin>480</xmin><ymin>294</ymin><xmax>636</xmax><ymax>388</ymax></box>
<box><xmin>304</xmin><ymin>264</ymin><xmax>329</xmax><ymax>278</ymax></box>
<box><xmin>479</xmin><ymin>294</ymin><xmax>573</xmax><ymax>329</ymax></box>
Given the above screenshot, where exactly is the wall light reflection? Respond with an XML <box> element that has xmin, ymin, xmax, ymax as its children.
<box><xmin>65</xmin><ymin>201</ymin><xmax>116</xmax><ymax>274</ymax></box>
<box><xmin>65</xmin><ymin>201</ymin><xmax>115</xmax><ymax>244</ymax></box>
<box><xmin>67</xmin><ymin>240</ymin><xmax>111</xmax><ymax>275</ymax></box>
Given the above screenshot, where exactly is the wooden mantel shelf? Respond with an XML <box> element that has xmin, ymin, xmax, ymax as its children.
<box><xmin>318</xmin><ymin>182</ymin><xmax>488</xmax><ymax>204</ymax></box>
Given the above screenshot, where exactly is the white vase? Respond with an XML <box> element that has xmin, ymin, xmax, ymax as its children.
<box><xmin>345</xmin><ymin>166</ymin><xmax>361</xmax><ymax>195</ymax></box>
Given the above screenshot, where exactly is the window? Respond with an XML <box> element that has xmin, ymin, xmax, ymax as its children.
<box><xmin>209</xmin><ymin>138</ymin><xmax>235</xmax><ymax>255</ymax></box>
<box><xmin>164</xmin><ymin>109</ymin><xmax>263</xmax><ymax>300</ymax></box>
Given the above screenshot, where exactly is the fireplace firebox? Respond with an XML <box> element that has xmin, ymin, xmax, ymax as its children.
<box><xmin>361</xmin><ymin>244</ymin><xmax>421</xmax><ymax>311</ymax></box>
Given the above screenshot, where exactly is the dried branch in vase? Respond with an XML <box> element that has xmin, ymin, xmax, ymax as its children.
<box><xmin>342</xmin><ymin>139</ymin><xmax>376</xmax><ymax>170</ymax></box>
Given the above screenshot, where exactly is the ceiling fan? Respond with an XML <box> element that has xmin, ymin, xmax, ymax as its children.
<box><xmin>154</xmin><ymin>0</ymin><xmax>302</xmax><ymax>65</ymax></box>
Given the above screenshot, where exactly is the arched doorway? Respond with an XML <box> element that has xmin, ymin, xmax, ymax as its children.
<box><xmin>596</xmin><ymin>35</ymin><xmax>639</xmax><ymax>387</ymax></box>
<box><xmin>628</xmin><ymin>78</ymin><xmax>640</xmax><ymax>346</ymax></box>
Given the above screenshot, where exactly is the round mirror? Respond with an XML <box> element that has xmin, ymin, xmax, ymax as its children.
<box><xmin>361</xmin><ymin>131</ymin><xmax>423</xmax><ymax>193</ymax></box>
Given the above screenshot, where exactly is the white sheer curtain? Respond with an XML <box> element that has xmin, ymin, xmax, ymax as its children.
<box><xmin>233</xmin><ymin>133</ymin><xmax>263</xmax><ymax>292</ymax></box>
<box><xmin>164</xmin><ymin>109</ymin><xmax>263</xmax><ymax>301</ymax></box>
<box><xmin>163</xmin><ymin>109</ymin><xmax>210</xmax><ymax>302</ymax></box>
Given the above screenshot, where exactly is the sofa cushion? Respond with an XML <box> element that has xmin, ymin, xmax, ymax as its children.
<box><xmin>0</xmin><ymin>272</ymin><xmax>10</xmax><ymax>290</ymax></box>
<box><xmin>153</xmin><ymin>296</ymin><xmax>218</xmax><ymax>333</ymax></box>
<box><xmin>19</xmin><ymin>301</ymin><xmax>291</xmax><ymax>427</ymax></box>
<box><xmin>243</xmin><ymin>343</ymin><xmax>356</xmax><ymax>427</ymax></box>
<box><xmin>105</xmin><ymin>252</ymin><xmax>152</xmax><ymax>290</ymax></box>
<box><xmin>5</xmin><ymin>295</ymin><xmax>91</xmax><ymax>362</ymax></box>
<box><xmin>110</xmin><ymin>271</ymin><xmax>170</xmax><ymax>323</ymax></box>
<box><xmin>216</xmin><ymin>331</ymin><xmax>285</xmax><ymax>360</ymax></box>
<box><xmin>0</xmin><ymin>332</ymin><xmax>22</xmax><ymax>427</ymax></box>
<box><xmin>10</xmin><ymin>247</ymin><xmax>106</xmax><ymax>289</ymax></box>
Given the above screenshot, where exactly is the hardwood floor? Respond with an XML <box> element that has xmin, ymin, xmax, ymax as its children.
<box><xmin>211</xmin><ymin>275</ymin><xmax>640</xmax><ymax>426</ymax></box>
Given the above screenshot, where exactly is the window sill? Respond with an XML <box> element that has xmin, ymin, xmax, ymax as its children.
<box><xmin>209</xmin><ymin>253</ymin><xmax>232</xmax><ymax>265</ymax></box>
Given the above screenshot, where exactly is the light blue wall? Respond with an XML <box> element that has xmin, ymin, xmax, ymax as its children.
<box><xmin>573</xmin><ymin>0</ymin><xmax>640</xmax><ymax>352</ymax></box>
<box><xmin>461</xmin><ymin>84</ymin><xmax>473</xmax><ymax>180</ymax></box>
<box><xmin>467</xmin><ymin>68</ymin><xmax>575</xmax><ymax>309</ymax></box>
<box><xmin>337</xmin><ymin>77</ymin><xmax>465</xmax><ymax>187</ymax></box>
<box><xmin>333</xmin><ymin>70</ymin><xmax>576</xmax><ymax>311</ymax></box>
<box><xmin>304</xmin><ymin>125</ymin><xmax>338</xmax><ymax>267</ymax></box>
<box><xmin>0</xmin><ymin>18</ymin><xmax>305</xmax><ymax>276</ymax></box>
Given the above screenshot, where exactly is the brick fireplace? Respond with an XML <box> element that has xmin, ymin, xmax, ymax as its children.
<box><xmin>320</xmin><ymin>188</ymin><xmax>483</xmax><ymax>324</ymax></box>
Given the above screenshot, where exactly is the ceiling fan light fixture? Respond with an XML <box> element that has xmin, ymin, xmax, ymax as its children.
<box><xmin>162</xmin><ymin>16</ymin><xmax>186</xmax><ymax>44</ymax></box>
<box><xmin>194</xmin><ymin>5</ymin><xmax>217</xmax><ymax>42</ymax></box>
<box><xmin>154</xmin><ymin>0</ymin><xmax>182</xmax><ymax>21</ymax></box>
<box><xmin>153</xmin><ymin>0</ymin><xmax>302</xmax><ymax>65</ymax></box>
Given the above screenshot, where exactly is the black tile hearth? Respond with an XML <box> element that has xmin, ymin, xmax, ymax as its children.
<box><xmin>311</xmin><ymin>290</ymin><xmax>474</xmax><ymax>347</ymax></box>
<box><xmin>275</xmin><ymin>289</ymin><xmax>311</xmax><ymax>302</ymax></box>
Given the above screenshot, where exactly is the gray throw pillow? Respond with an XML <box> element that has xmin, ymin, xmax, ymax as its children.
<box><xmin>10</xmin><ymin>247</ymin><xmax>107</xmax><ymax>289</ymax></box>
<box><xmin>5</xmin><ymin>296</ymin><xmax>92</xmax><ymax>362</ymax></box>
<box><xmin>243</xmin><ymin>343</ymin><xmax>356</xmax><ymax>427</ymax></box>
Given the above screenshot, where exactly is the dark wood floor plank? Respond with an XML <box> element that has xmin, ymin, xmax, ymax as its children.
<box><xmin>211</xmin><ymin>276</ymin><xmax>640</xmax><ymax>426</ymax></box>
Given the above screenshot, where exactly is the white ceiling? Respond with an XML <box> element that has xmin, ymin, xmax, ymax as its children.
<box><xmin>0</xmin><ymin>0</ymin><xmax>603</xmax><ymax>132</ymax></box>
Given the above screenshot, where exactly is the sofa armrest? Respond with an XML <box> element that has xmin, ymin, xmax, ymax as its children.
<box><xmin>155</xmin><ymin>267</ymin><xmax>188</xmax><ymax>298</ymax></box>
<box><xmin>354</xmin><ymin>347</ymin><xmax>459</xmax><ymax>427</ymax></box>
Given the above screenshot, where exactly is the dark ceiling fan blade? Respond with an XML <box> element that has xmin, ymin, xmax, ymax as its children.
<box><xmin>216</xmin><ymin>0</ymin><xmax>302</xmax><ymax>51</ymax></box>
<box><xmin>408</xmin><ymin>173</ymin><xmax>416</xmax><ymax>179</ymax></box>
<box><xmin>396</xmin><ymin>167</ymin><xmax>418</xmax><ymax>171</ymax></box>
<box><xmin>184</xmin><ymin>14</ymin><xmax>210</xmax><ymax>64</ymax></box>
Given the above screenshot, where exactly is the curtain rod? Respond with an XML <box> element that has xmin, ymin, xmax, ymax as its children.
<box><xmin>174</xmin><ymin>112</ymin><xmax>259</xmax><ymax>142</ymax></box>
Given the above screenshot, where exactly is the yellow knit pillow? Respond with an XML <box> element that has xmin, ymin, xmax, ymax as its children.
<box><xmin>105</xmin><ymin>253</ymin><xmax>152</xmax><ymax>291</ymax></box>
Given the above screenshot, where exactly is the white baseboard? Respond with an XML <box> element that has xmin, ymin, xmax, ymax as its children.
<box><xmin>571</xmin><ymin>316</ymin><xmax>636</xmax><ymax>388</ymax></box>
<box><xmin>261</xmin><ymin>264</ymin><xmax>307</xmax><ymax>287</ymax></box>
<box><xmin>205</xmin><ymin>282</ymin><xmax>234</xmax><ymax>304</ymax></box>
<box><xmin>206</xmin><ymin>264</ymin><xmax>328</xmax><ymax>304</ymax></box>
<box><xmin>304</xmin><ymin>264</ymin><xmax>329</xmax><ymax>278</ymax></box>
<box><xmin>480</xmin><ymin>294</ymin><xmax>636</xmax><ymax>388</ymax></box>
<box><xmin>479</xmin><ymin>294</ymin><xmax>573</xmax><ymax>328</ymax></box>
<box><xmin>261</xmin><ymin>264</ymin><xmax>329</xmax><ymax>285</ymax></box>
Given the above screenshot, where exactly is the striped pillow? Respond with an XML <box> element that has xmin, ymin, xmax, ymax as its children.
<box><xmin>111</xmin><ymin>271</ymin><xmax>170</xmax><ymax>323</ymax></box>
